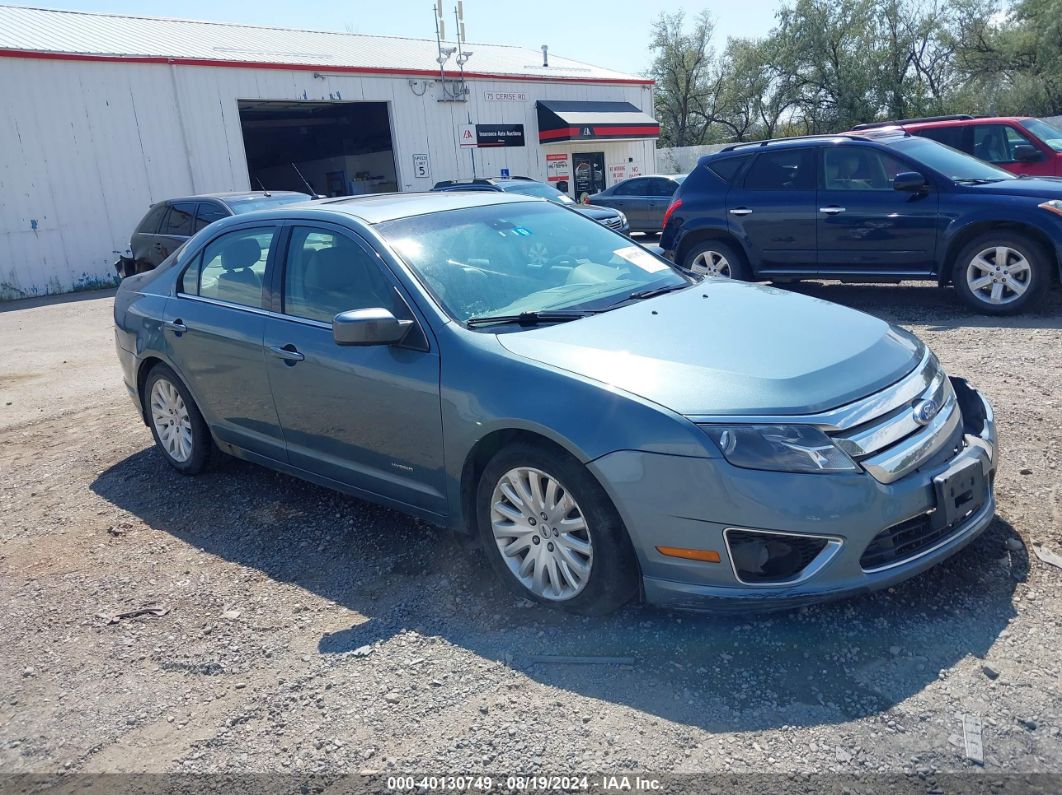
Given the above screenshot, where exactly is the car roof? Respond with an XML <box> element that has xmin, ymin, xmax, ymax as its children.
<box><xmin>712</xmin><ymin>130</ymin><xmax>906</xmax><ymax>156</ymax></box>
<box><xmin>233</xmin><ymin>191</ymin><xmax>540</xmax><ymax>225</ymax></box>
<box><xmin>159</xmin><ymin>191</ymin><xmax>310</xmax><ymax>205</ymax></box>
<box><xmin>617</xmin><ymin>173</ymin><xmax>683</xmax><ymax>180</ymax></box>
<box><xmin>901</xmin><ymin>116</ymin><xmax>1030</xmax><ymax>129</ymax></box>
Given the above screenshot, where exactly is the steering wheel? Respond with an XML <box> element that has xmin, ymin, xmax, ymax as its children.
<box><xmin>546</xmin><ymin>254</ymin><xmax>580</xmax><ymax>269</ymax></box>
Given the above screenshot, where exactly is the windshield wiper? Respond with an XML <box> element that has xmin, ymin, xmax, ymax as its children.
<box><xmin>954</xmin><ymin>178</ymin><xmax>1005</xmax><ymax>184</ymax></box>
<box><xmin>465</xmin><ymin>310</ymin><xmax>597</xmax><ymax>328</ymax></box>
<box><xmin>627</xmin><ymin>282</ymin><xmax>694</xmax><ymax>301</ymax></box>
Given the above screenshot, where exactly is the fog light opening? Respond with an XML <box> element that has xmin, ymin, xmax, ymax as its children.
<box><xmin>725</xmin><ymin>530</ymin><xmax>832</xmax><ymax>585</ymax></box>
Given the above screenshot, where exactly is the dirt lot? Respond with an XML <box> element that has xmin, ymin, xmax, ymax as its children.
<box><xmin>1</xmin><ymin>283</ymin><xmax>1060</xmax><ymax>784</ymax></box>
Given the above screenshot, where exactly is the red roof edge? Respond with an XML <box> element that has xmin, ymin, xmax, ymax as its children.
<box><xmin>0</xmin><ymin>48</ymin><xmax>655</xmax><ymax>85</ymax></box>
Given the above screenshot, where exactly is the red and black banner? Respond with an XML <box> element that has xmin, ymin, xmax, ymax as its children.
<box><xmin>536</xmin><ymin>100</ymin><xmax>660</xmax><ymax>144</ymax></box>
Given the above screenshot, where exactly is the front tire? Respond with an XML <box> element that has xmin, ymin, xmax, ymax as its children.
<box><xmin>144</xmin><ymin>364</ymin><xmax>214</xmax><ymax>474</ymax></box>
<box><xmin>476</xmin><ymin>443</ymin><xmax>638</xmax><ymax>615</ymax></box>
<box><xmin>952</xmin><ymin>233</ymin><xmax>1050</xmax><ymax>315</ymax></box>
<box><xmin>682</xmin><ymin>240</ymin><xmax>750</xmax><ymax>280</ymax></box>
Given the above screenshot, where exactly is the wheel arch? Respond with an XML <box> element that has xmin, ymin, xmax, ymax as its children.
<box><xmin>940</xmin><ymin>221</ymin><xmax>1060</xmax><ymax>286</ymax></box>
<box><xmin>675</xmin><ymin>227</ymin><xmax>750</xmax><ymax>271</ymax></box>
<box><xmin>135</xmin><ymin>356</ymin><xmax>167</xmax><ymax>425</ymax></box>
<box><xmin>458</xmin><ymin>428</ymin><xmax>588</xmax><ymax>536</ymax></box>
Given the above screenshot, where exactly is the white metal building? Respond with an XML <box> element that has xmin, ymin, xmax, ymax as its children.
<box><xmin>0</xmin><ymin>5</ymin><xmax>659</xmax><ymax>299</ymax></box>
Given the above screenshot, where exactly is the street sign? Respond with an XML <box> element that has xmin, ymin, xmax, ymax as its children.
<box><xmin>500</xmin><ymin>168</ymin><xmax>510</xmax><ymax>178</ymax></box>
<box><xmin>412</xmin><ymin>153</ymin><xmax>430</xmax><ymax>179</ymax></box>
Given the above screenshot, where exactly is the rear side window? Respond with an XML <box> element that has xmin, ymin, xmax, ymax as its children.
<box><xmin>744</xmin><ymin>149</ymin><xmax>816</xmax><ymax>190</ymax></box>
<box><xmin>914</xmin><ymin>126</ymin><xmax>967</xmax><ymax>151</ymax></box>
<box><xmin>648</xmin><ymin>178</ymin><xmax>679</xmax><ymax>197</ymax></box>
<box><xmin>707</xmin><ymin>155</ymin><xmax>749</xmax><ymax>183</ymax></box>
<box><xmin>613</xmin><ymin>178</ymin><xmax>650</xmax><ymax>196</ymax></box>
<box><xmin>190</xmin><ymin>226</ymin><xmax>277</xmax><ymax>309</ymax></box>
<box><xmin>161</xmin><ymin>202</ymin><xmax>195</xmax><ymax>237</ymax></box>
<box><xmin>194</xmin><ymin>202</ymin><xmax>229</xmax><ymax>232</ymax></box>
<box><xmin>135</xmin><ymin>204</ymin><xmax>168</xmax><ymax>234</ymax></box>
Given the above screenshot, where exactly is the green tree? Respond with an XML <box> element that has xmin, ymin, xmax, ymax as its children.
<box><xmin>648</xmin><ymin>10</ymin><xmax>720</xmax><ymax>146</ymax></box>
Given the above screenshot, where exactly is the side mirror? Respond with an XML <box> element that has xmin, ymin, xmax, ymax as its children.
<box><xmin>893</xmin><ymin>171</ymin><xmax>928</xmax><ymax>192</ymax></box>
<box><xmin>332</xmin><ymin>308</ymin><xmax>413</xmax><ymax>346</ymax></box>
<box><xmin>1013</xmin><ymin>144</ymin><xmax>1042</xmax><ymax>163</ymax></box>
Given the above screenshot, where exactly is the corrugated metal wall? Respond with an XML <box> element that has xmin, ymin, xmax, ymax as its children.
<box><xmin>0</xmin><ymin>56</ymin><xmax>655</xmax><ymax>299</ymax></box>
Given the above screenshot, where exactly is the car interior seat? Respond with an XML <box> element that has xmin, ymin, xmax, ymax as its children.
<box><xmin>214</xmin><ymin>237</ymin><xmax>263</xmax><ymax>306</ymax></box>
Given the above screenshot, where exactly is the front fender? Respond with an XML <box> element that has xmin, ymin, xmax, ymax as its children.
<box><xmin>938</xmin><ymin>199</ymin><xmax>1062</xmax><ymax>282</ymax></box>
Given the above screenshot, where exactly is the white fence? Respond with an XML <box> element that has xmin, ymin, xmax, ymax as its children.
<box><xmin>654</xmin><ymin>144</ymin><xmax>729</xmax><ymax>174</ymax></box>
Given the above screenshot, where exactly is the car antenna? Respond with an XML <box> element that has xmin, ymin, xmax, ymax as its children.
<box><xmin>253</xmin><ymin>177</ymin><xmax>271</xmax><ymax>197</ymax></box>
<box><xmin>290</xmin><ymin>162</ymin><xmax>318</xmax><ymax>197</ymax></box>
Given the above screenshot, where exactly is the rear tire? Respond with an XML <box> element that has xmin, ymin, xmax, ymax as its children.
<box><xmin>476</xmin><ymin>442</ymin><xmax>639</xmax><ymax>615</ymax></box>
<box><xmin>682</xmin><ymin>240</ymin><xmax>750</xmax><ymax>280</ymax></box>
<box><xmin>952</xmin><ymin>232</ymin><xmax>1050</xmax><ymax>315</ymax></box>
<box><xmin>143</xmin><ymin>364</ymin><xmax>214</xmax><ymax>475</ymax></box>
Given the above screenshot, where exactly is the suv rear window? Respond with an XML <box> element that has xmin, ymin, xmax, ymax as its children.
<box><xmin>135</xmin><ymin>204</ymin><xmax>169</xmax><ymax>235</ymax></box>
<box><xmin>707</xmin><ymin>155</ymin><xmax>749</xmax><ymax>183</ymax></box>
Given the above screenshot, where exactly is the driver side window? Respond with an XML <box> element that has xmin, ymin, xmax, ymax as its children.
<box><xmin>283</xmin><ymin>227</ymin><xmax>398</xmax><ymax>324</ymax></box>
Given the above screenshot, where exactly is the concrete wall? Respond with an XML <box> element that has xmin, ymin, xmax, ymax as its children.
<box><xmin>0</xmin><ymin>56</ymin><xmax>655</xmax><ymax>299</ymax></box>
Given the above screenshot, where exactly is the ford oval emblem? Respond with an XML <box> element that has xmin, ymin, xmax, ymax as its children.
<box><xmin>912</xmin><ymin>399</ymin><xmax>940</xmax><ymax>426</ymax></box>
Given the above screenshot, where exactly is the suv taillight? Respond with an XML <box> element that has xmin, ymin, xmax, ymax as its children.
<box><xmin>662</xmin><ymin>198</ymin><xmax>682</xmax><ymax>229</ymax></box>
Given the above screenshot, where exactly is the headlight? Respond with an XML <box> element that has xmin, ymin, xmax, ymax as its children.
<box><xmin>1038</xmin><ymin>200</ymin><xmax>1062</xmax><ymax>218</ymax></box>
<box><xmin>617</xmin><ymin>212</ymin><xmax>628</xmax><ymax>226</ymax></box>
<box><xmin>701</xmin><ymin>425</ymin><xmax>859</xmax><ymax>474</ymax></box>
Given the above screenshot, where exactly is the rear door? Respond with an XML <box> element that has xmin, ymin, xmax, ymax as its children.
<box><xmin>262</xmin><ymin>223</ymin><xmax>446</xmax><ymax>515</ymax></box>
<box><xmin>164</xmin><ymin>223</ymin><xmax>286</xmax><ymax>460</ymax></box>
<box><xmin>725</xmin><ymin>147</ymin><xmax>818</xmax><ymax>274</ymax></box>
<box><xmin>646</xmin><ymin>177</ymin><xmax>681</xmax><ymax>230</ymax></box>
<box><xmin>130</xmin><ymin>203</ymin><xmax>170</xmax><ymax>267</ymax></box>
<box><xmin>153</xmin><ymin>201</ymin><xmax>196</xmax><ymax>265</ymax></box>
<box><xmin>817</xmin><ymin>145</ymin><xmax>939</xmax><ymax>274</ymax></box>
<box><xmin>605</xmin><ymin>178</ymin><xmax>652</xmax><ymax>229</ymax></box>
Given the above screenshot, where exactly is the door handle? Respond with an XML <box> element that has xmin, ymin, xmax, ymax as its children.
<box><xmin>163</xmin><ymin>319</ymin><xmax>187</xmax><ymax>334</ymax></box>
<box><xmin>729</xmin><ymin>207</ymin><xmax>752</xmax><ymax>216</ymax></box>
<box><xmin>819</xmin><ymin>206</ymin><xmax>846</xmax><ymax>215</ymax></box>
<box><xmin>269</xmin><ymin>344</ymin><xmax>305</xmax><ymax>364</ymax></box>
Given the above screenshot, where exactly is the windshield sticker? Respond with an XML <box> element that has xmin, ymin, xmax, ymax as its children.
<box><xmin>513</xmin><ymin>227</ymin><xmax>532</xmax><ymax>236</ymax></box>
<box><xmin>614</xmin><ymin>245</ymin><xmax>669</xmax><ymax>273</ymax></box>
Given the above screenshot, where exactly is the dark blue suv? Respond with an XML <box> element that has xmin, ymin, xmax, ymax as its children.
<box><xmin>660</xmin><ymin>130</ymin><xmax>1062</xmax><ymax>314</ymax></box>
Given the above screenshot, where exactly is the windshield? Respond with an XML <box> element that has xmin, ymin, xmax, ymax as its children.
<box><xmin>890</xmin><ymin>136</ymin><xmax>1016</xmax><ymax>182</ymax></box>
<box><xmin>228</xmin><ymin>193</ymin><xmax>312</xmax><ymax>213</ymax></box>
<box><xmin>1023</xmin><ymin>119</ymin><xmax>1062</xmax><ymax>152</ymax></box>
<box><xmin>377</xmin><ymin>202</ymin><xmax>690</xmax><ymax>325</ymax></box>
<box><xmin>502</xmin><ymin>182</ymin><xmax>576</xmax><ymax>204</ymax></box>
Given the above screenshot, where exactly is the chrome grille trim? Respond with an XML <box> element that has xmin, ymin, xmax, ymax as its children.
<box><xmin>834</xmin><ymin>370</ymin><xmax>950</xmax><ymax>459</ymax></box>
<box><xmin>858</xmin><ymin>396</ymin><xmax>961</xmax><ymax>484</ymax></box>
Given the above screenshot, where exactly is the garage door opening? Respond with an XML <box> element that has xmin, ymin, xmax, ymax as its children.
<box><xmin>238</xmin><ymin>100</ymin><xmax>398</xmax><ymax>197</ymax></box>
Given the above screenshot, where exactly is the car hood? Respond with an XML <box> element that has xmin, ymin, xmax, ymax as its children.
<box><xmin>963</xmin><ymin>176</ymin><xmax>1062</xmax><ymax>198</ymax></box>
<box><xmin>496</xmin><ymin>281</ymin><xmax>924</xmax><ymax>416</ymax></box>
<box><xmin>573</xmin><ymin>204</ymin><xmax>621</xmax><ymax>220</ymax></box>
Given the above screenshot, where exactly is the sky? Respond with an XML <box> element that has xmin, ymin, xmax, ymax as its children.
<box><xmin>16</xmin><ymin>0</ymin><xmax>784</xmax><ymax>75</ymax></box>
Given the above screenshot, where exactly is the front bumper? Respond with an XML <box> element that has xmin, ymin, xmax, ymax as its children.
<box><xmin>589</xmin><ymin>378</ymin><xmax>997</xmax><ymax>610</ymax></box>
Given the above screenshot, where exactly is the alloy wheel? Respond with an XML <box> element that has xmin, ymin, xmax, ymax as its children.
<box><xmin>690</xmin><ymin>250</ymin><xmax>732</xmax><ymax>278</ymax></box>
<box><xmin>966</xmin><ymin>246</ymin><xmax>1031</xmax><ymax>306</ymax></box>
<box><xmin>490</xmin><ymin>467</ymin><xmax>593</xmax><ymax>601</ymax></box>
<box><xmin>150</xmin><ymin>378</ymin><xmax>193</xmax><ymax>463</ymax></box>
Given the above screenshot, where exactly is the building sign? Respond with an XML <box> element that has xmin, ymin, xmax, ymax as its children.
<box><xmin>412</xmin><ymin>153</ymin><xmax>430</xmax><ymax>179</ymax></box>
<box><xmin>608</xmin><ymin>163</ymin><xmax>627</xmax><ymax>183</ymax></box>
<box><xmin>545</xmin><ymin>153</ymin><xmax>570</xmax><ymax>184</ymax></box>
<box><xmin>629</xmin><ymin>162</ymin><xmax>643</xmax><ymax>178</ymax></box>
<box><xmin>459</xmin><ymin>123</ymin><xmax>526</xmax><ymax>148</ymax></box>
<box><xmin>484</xmin><ymin>91</ymin><xmax>528</xmax><ymax>102</ymax></box>
<box><xmin>474</xmin><ymin>124</ymin><xmax>525</xmax><ymax>147</ymax></box>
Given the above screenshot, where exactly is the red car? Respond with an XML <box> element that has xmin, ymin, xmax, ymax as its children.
<box><xmin>852</xmin><ymin>115</ymin><xmax>1062</xmax><ymax>177</ymax></box>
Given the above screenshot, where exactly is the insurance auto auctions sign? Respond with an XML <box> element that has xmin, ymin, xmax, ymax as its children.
<box><xmin>460</xmin><ymin>124</ymin><xmax>526</xmax><ymax>148</ymax></box>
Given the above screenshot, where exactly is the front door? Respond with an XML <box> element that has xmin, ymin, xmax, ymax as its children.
<box><xmin>817</xmin><ymin>145</ymin><xmax>939</xmax><ymax>275</ymax></box>
<box><xmin>164</xmin><ymin>224</ymin><xmax>286</xmax><ymax>460</ymax></box>
<box><xmin>572</xmin><ymin>152</ymin><xmax>606</xmax><ymax>201</ymax></box>
<box><xmin>263</xmin><ymin>223</ymin><xmax>446</xmax><ymax>515</ymax></box>
<box><xmin>726</xmin><ymin>147</ymin><xmax>819</xmax><ymax>274</ymax></box>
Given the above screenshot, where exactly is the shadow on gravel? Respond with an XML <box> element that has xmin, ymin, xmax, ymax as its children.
<box><xmin>91</xmin><ymin>447</ymin><xmax>1026</xmax><ymax>733</ymax></box>
<box><xmin>779</xmin><ymin>281</ymin><xmax>1062</xmax><ymax>330</ymax></box>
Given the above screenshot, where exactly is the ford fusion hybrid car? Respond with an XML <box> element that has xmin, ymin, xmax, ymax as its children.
<box><xmin>114</xmin><ymin>192</ymin><xmax>997</xmax><ymax>614</ymax></box>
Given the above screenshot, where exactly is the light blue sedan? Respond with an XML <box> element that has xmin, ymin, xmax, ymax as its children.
<box><xmin>114</xmin><ymin>191</ymin><xmax>997</xmax><ymax>614</ymax></box>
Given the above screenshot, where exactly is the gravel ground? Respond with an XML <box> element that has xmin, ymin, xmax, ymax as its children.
<box><xmin>0</xmin><ymin>283</ymin><xmax>1060</xmax><ymax>785</ymax></box>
